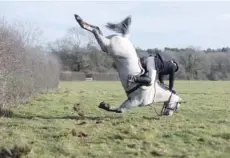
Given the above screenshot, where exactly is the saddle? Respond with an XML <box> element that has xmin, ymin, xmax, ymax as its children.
<box><xmin>139</xmin><ymin>53</ymin><xmax>164</xmax><ymax>73</ymax></box>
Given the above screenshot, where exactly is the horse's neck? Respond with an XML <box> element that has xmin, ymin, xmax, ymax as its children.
<box><xmin>154</xmin><ymin>82</ymin><xmax>173</xmax><ymax>102</ymax></box>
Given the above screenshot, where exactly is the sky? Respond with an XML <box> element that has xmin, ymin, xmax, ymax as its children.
<box><xmin>1</xmin><ymin>0</ymin><xmax>230</xmax><ymax>50</ymax></box>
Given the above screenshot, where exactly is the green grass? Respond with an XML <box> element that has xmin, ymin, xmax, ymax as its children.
<box><xmin>0</xmin><ymin>81</ymin><xmax>230</xmax><ymax>158</ymax></box>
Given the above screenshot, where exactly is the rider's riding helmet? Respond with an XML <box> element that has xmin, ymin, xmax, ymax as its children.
<box><xmin>170</xmin><ymin>59</ymin><xmax>179</xmax><ymax>72</ymax></box>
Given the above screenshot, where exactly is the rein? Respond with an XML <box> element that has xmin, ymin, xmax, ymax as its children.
<box><xmin>153</xmin><ymin>86</ymin><xmax>178</xmax><ymax>116</ymax></box>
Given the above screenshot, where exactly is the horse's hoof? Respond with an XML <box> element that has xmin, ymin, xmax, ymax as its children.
<box><xmin>74</xmin><ymin>14</ymin><xmax>82</xmax><ymax>21</ymax></box>
<box><xmin>74</xmin><ymin>14</ymin><xmax>84</xmax><ymax>26</ymax></box>
<box><xmin>98</xmin><ymin>102</ymin><xmax>110</xmax><ymax>110</ymax></box>
<box><xmin>115</xmin><ymin>110</ymin><xmax>122</xmax><ymax>113</ymax></box>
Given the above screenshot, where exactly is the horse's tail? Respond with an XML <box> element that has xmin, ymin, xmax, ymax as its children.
<box><xmin>105</xmin><ymin>16</ymin><xmax>131</xmax><ymax>37</ymax></box>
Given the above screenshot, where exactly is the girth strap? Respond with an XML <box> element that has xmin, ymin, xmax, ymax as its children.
<box><xmin>125</xmin><ymin>83</ymin><xmax>142</xmax><ymax>95</ymax></box>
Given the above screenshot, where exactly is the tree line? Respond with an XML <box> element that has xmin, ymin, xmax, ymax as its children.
<box><xmin>48</xmin><ymin>27</ymin><xmax>230</xmax><ymax>81</ymax></box>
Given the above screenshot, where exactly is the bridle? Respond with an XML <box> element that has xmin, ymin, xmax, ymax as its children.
<box><xmin>162</xmin><ymin>92</ymin><xmax>179</xmax><ymax>114</ymax></box>
<box><xmin>153</xmin><ymin>85</ymin><xmax>180</xmax><ymax>116</ymax></box>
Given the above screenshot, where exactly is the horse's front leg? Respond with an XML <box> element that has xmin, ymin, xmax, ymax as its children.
<box><xmin>98</xmin><ymin>102</ymin><xmax>122</xmax><ymax>113</ymax></box>
<box><xmin>98</xmin><ymin>97</ymin><xmax>141</xmax><ymax>113</ymax></box>
<box><xmin>92</xmin><ymin>29</ymin><xmax>110</xmax><ymax>53</ymax></box>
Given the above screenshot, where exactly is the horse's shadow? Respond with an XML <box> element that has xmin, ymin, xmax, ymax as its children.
<box><xmin>1</xmin><ymin>107</ymin><xmax>161</xmax><ymax>122</ymax></box>
<box><xmin>12</xmin><ymin>114</ymin><xmax>123</xmax><ymax>121</ymax></box>
<box><xmin>2</xmin><ymin>110</ymin><xmax>122</xmax><ymax>121</ymax></box>
<box><xmin>4</xmin><ymin>112</ymin><xmax>161</xmax><ymax>121</ymax></box>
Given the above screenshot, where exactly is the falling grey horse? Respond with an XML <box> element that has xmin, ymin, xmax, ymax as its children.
<box><xmin>74</xmin><ymin>14</ymin><xmax>184</xmax><ymax>116</ymax></box>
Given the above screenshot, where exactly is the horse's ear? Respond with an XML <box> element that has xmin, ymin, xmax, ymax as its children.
<box><xmin>123</xmin><ymin>16</ymin><xmax>132</xmax><ymax>28</ymax></box>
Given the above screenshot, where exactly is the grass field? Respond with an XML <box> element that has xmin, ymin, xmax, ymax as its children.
<box><xmin>0</xmin><ymin>81</ymin><xmax>230</xmax><ymax>158</ymax></box>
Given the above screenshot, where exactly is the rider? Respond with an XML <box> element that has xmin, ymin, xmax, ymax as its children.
<box><xmin>128</xmin><ymin>53</ymin><xmax>179</xmax><ymax>93</ymax></box>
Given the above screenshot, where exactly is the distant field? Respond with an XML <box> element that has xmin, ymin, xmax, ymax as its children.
<box><xmin>0</xmin><ymin>81</ymin><xmax>230</xmax><ymax>158</ymax></box>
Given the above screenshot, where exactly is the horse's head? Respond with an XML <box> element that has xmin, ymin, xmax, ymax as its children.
<box><xmin>154</xmin><ymin>81</ymin><xmax>185</xmax><ymax>116</ymax></box>
<box><xmin>162</xmin><ymin>92</ymin><xmax>185</xmax><ymax>116</ymax></box>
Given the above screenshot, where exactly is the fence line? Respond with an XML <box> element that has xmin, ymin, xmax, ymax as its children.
<box><xmin>59</xmin><ymin>71</ymin><xmax>120</xmax><ymax>81</ymax></box>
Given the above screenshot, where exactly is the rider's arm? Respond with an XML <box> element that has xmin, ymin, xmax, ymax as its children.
<box><xmin>169</xmin><ymin>70</ymin><xmax>175</xmax><ymax>91</ymax></box>
<box><xmin>158</xmin><ymin>74</ymin><xmax>164</xmax><ymax>84</ymax></box>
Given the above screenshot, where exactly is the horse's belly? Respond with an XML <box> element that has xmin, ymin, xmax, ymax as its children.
<box><xmin>109</xmin><ymin>36</ymin><xmax>137</xmax><ymax>58</ymax></box>
<box><xmin>109</xmin><ymin>36</ymin><xmax>142</xmax><ymax>74</ymax></box>
<box><xmin>116</xmin><ymin>58</ymin><xmax>141</xmax><ymax>76</ymax></box>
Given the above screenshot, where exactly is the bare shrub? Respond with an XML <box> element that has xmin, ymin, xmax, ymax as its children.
<box><xmin>0</xmin><ymin>17</ymin><xmax>60</xmax><ymax>107</ymax></box>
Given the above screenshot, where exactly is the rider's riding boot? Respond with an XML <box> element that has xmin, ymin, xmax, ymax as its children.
<box><xmin>127</xmin><ymin>75</ymin><xmax>151</xmax><ymax>87</ymax></box>
<box><xmin>127</xmin><ymin>75</ymin><xmax>136</xmax><ymax>87</ymax></box>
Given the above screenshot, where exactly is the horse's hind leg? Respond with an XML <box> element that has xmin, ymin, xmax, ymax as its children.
<box><xmin>99</xmin><ymin>95</ymin><xmax>142</xmax><ymax>113</ymax></box>
<box><xmin>92</xmin><ymin>29</ymin><xmax>110</xmax><ymax>53</ymax></box>
<box><xmin>74</xmin><ymin>14</ymin><xmax>110</xmax><ymax>53</ymax></box>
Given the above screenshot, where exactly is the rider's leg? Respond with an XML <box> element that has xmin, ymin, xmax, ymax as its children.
<box><xmin>128</xmin><ymin>74</ymin><xmax>151</xmax><ymax>86</ymax></box>
<box><xmin>128</xmin><ymin>56</ymin><xmax>157</xmax><ymax>86</ymax></box>
<box><xmin>146</xmin><ymin>56</ymin><xmax>157</xmax><ymax>85</ymax></box>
